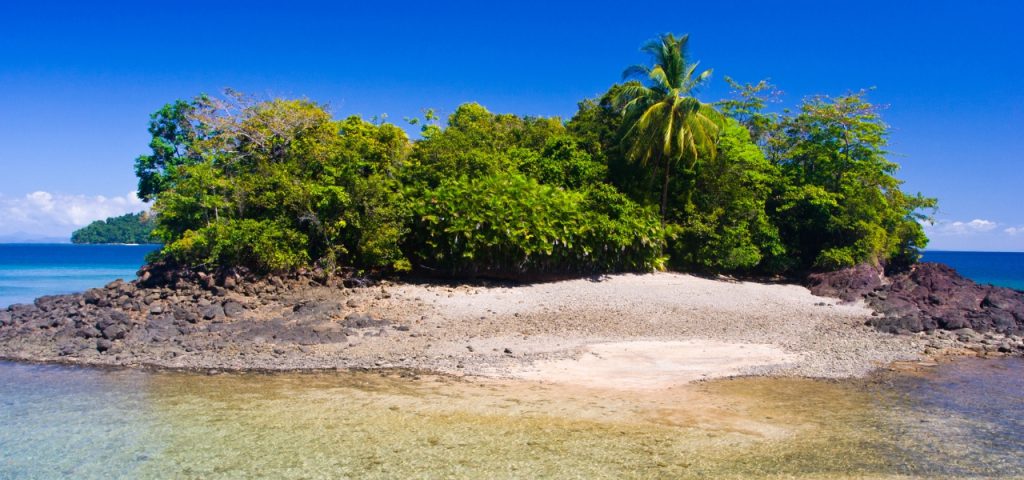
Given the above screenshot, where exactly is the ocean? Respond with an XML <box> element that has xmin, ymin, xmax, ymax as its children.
<box><xmin>0</xmin><ymin>244</ymin><xmax>160</xmax><ymax>308</ymax></box>
<box><xmin>921</xmin><ymin>250</ymin><xmax>1024</xmax><ymax>291</ymax></box>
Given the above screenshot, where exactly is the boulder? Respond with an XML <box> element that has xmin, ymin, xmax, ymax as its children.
<box><xmin>75</xmin><ymin>326</ymin><xmax>102</xmax><ymax>339</ymax></box>
<box><xmin>222</xmin><ymin>301</ymin><xmax>245</xmax><ymax>318</ymax></box>
<box><xmin>83</xmin><ymin>288</ymin><xmax>105</xmax><ymax>305</ymax></box>
<box><xmin>201</xmin><ymin>304</ymin><xmax>224</xmax><ymax>320</ymax></box>
<box><xmin>806</xmin><ymin>263</ymin><xmax>884</xmax><ymax>302</ymax></box>
<box><xmin>33</xmin><ymin>295</ymin><xmax>62</xmax><ymax>312</ymax></box>
<box><xmin>102</xmin><ymin>324</ymin><xmax>127</xmax><ymax>340</ymax></box>
<box><xmin>342</xmin><ymin>313</ymin><xmax>389</xmax><ymax>329</ymax></box>
<box><xmin>343</xmin><ymin>277</ymin><xmax>372</xmax><ymax>289</ymax></box>
<box><xmin>290</xmin><ymin>301</ymin><xmax>341</xmax><ymax>320</ymax></box>
<box><xmin>96</xmin><ymin>338</ymin><xmax>113</xmax><ymax>352</ymax></box>
<box><xmin>172</xmin><ymin>307</ymin><xmax>199</xmax><ymax>324</ymax></box>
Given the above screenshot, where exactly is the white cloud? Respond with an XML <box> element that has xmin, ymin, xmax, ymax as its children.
<box><xmin>1005</xmin><ymin>226</ymin><xmax>1024</xmax><ymax>236</ymax></box>
<box><xmin>924</xmin><ymin>218</ymin><xmax>998</xmax><ymax>236</ymax></box>
<box><xmin>0</xmin><ymin>191</ymin><xmax>147</xmax><ymax>238</ymax></box>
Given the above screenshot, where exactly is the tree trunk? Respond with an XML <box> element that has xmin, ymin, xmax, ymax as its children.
<box><xmin>660</xmin><ymin>158</ymin><xmax>671</xmax><ymax>225</ymax></box>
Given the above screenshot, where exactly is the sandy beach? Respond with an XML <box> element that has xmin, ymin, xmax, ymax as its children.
<box><xmin>2</xmin><ymin>272</ymin><xmax>941</xmax><ymax>387</ymax></box>
<box><xmin>383</xmin><ymin>273</ymin><xmax>925</xmax><ymax>386</ymax></box>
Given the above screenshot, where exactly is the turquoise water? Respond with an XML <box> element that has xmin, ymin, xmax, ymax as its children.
<box><xmin>922</xmin><ymin>250</ymin><xmax>1024</xmax><ymax>291</ymax></box>
<box><xmin>0</xmin><ymin>358</ymin><xmax>1021</xmax><ymax>478</ymax></box>
<box><xmin>0</xmin><ymin>244</ymin><xmax>159</xmax><ymax>308</ymax></box>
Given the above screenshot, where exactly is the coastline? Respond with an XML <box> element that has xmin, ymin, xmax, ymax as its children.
<box><xmin>3</xmin><ymin>271</ymin><xmax>988</xmax><ymax>387</ymax></box>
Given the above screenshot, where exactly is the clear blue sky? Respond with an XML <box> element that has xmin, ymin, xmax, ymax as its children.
<box><xmin>1</xmin><ymin>1</ymin><xmax>1022</xmax><ymax>249</ymax></box>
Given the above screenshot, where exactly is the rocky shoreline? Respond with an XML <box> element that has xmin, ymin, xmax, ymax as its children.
<box><xmin>808</xmin><ymin>262</ymin><xmax>1024</xmax><ymax>357</ymax></box>
<box><xmin>0</xmin><ymin>264</ymin><xmax>1021</xmax><ymax>382</ymax></box>
<box><xmin>0</xmin><ymin>270</ymin><xmax>440</xmax><ymax>371</ymax></box>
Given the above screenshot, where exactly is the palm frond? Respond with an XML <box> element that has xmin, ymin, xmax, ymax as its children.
<box><xmin>622</xmin><ymin>64</ymin><xmax>650</xmax><ymax>81</ymax></box>
<box><xmin>647</xmin><ymin>66</ymin><xmax>671</xmax><ymax>91</ymax></box>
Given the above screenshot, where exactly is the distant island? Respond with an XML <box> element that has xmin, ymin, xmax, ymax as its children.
<box><xmin>71</xmin><ymin>212</ymin><xmax>159</xmax><ymax>245</ymax></box>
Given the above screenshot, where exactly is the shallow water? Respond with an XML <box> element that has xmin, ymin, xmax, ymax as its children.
<box><xmin>1</xmin><ymin>358</ymin><xmax>1021</xmax><ymax>479</ymax></box>
<box><xmin>883</xmin><ymin>357</ymin><xmax>1024</xmax><ymax>477</ymax></box>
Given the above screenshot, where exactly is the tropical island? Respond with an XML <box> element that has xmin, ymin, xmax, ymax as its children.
<box><xmin>1</xmin><ymin>34</ymin><xmax>1022</xmax><ymax>381</ymax></box>
<box><xmin>70</xmin><ymin>212</ymin><xmax>158</xmax><ymax>244</ymax></box>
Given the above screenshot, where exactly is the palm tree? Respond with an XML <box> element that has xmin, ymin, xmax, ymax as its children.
<box><xmin>614</xmin><ymin>33</ymin><xmax>724</xmax><ymax>223</ymax></box>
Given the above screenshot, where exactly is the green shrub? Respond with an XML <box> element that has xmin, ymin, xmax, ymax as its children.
<box><xmin>161</xmin><ymin>219</ymin><xmax>309</xmax><ymax>273</ymax></box>
<box><xmin>517</xmin><ymin>136</ymin><xmax>607</xmax><ymax>189</ymax></box>
<box><xmin>814</xmin><ymin>247</ymin><xmax>857</xmax><ymax>270</ymax></box>
<box><xmin>408</xmin><ymin>174</ymin><xmax>664</xmax><ymax>276</ymax></box>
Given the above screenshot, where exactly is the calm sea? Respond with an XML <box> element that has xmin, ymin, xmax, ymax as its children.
<box><xmin>0</xmin><ymin>244</ymin><xmax>159</xmax><ymax>308</ymax></box>
<box><xmin>922</xmin><ymin>250</ymin><xmax>1024</xmax><ymax>291</ymax></box>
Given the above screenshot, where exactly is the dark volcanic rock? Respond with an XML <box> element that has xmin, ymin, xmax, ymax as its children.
<box><xmin>102</xmin><ymin>324</ymin><xmax>128</xmax><ymax>340</ymax></box>
<box><xmin>341</xmin><ymin>313</ymin><xmax>389</xmax><ymax>329</ymax></box>
<box><xmin>814</xmin><ymin>262</ymin><xmax>1024</xmax><ymax>335</ymax></box>
<box><xmin>83</xmin><ymin>288</ymin><xmax>105</xmax><ymax>305</ymax></box>
<box><xmin>0</xmin><ymin>266</ymin><xmax>402</xmax><ymax>366</ymax></box>
<box><xmin>76</xmin><ymin>326</ymin><xmax>102</xmax><ymax>339</ymax></box>
<box><xmin>201</xmin><ymin>304</ymin><xmax>224</xmax><ymax>320</ymax></box>
<box><xmin>290</xmin><ymin>301</ymin><xmax>342</xmax><ymax>320</ymax></box>
<box><xmin>342</xmin><ymin>277</ymin><xmax>373</xmax><ymax>289</ymax></box>
<box><xmin>96</xmin><ymin>338</ymin><xmax>113</xmax><ymax>352</ymax></box>
<box><xmin>807</xmin><ymin>263</ymin><xmax>885</xmax><ymax>303</ymax></box>
<box><xmin>172</xmin><ymin>306</ymin><xmax>199</xmax><ymax>324</ymax></box>
<box><xmin>222</xmin><ymin>301</ymin><xmax>245</xmax><ymax>318</ymax></box>
<box><xmin>34</xmin><ymin>295</ymin><xmax>65</xmax><ymax>312</ymax></box>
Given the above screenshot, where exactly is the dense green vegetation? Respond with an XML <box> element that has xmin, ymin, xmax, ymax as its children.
<box><xmin>71</xmin><ymin>212</ymin><xmax>158</xmax><ymax>244</ymax></box>
<box><xmin>135</xmin><ymin>34</ymin><xmax>934</xmax><ymax>277</ymax></box>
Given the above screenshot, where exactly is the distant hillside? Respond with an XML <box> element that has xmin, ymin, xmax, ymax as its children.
<box><xmin>71</xmin><ymin>212</ymin><xmax>160</xmax><ymax>244</ymax></box>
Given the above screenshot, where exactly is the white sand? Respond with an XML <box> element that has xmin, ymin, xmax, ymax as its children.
<box><xmin>513</xmin><ymin>340</ymin><xmax>801</xmax><ymax>389</ymax></box>
<box><xmin>368</xmin><ymin>272</ymin><xmax>925</xmax><ymax>386</ymax></box>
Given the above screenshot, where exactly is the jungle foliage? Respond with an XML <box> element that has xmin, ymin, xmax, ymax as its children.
<box><xmin>135</xmin><ymin>34</ymin><xmax>934</xmax><ymax>277</ymax></box>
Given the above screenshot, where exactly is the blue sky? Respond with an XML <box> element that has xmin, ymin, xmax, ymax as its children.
<box><xmin>1</xmin><ymin>1</ymin><xmax>1022</xmax><ymax>250</ymax></box>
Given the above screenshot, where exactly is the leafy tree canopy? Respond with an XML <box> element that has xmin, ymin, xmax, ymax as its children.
<box><xmin>137</xmin><ymin>34</ymin><xmax>935</xmax><ymax>278</ymax></box>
